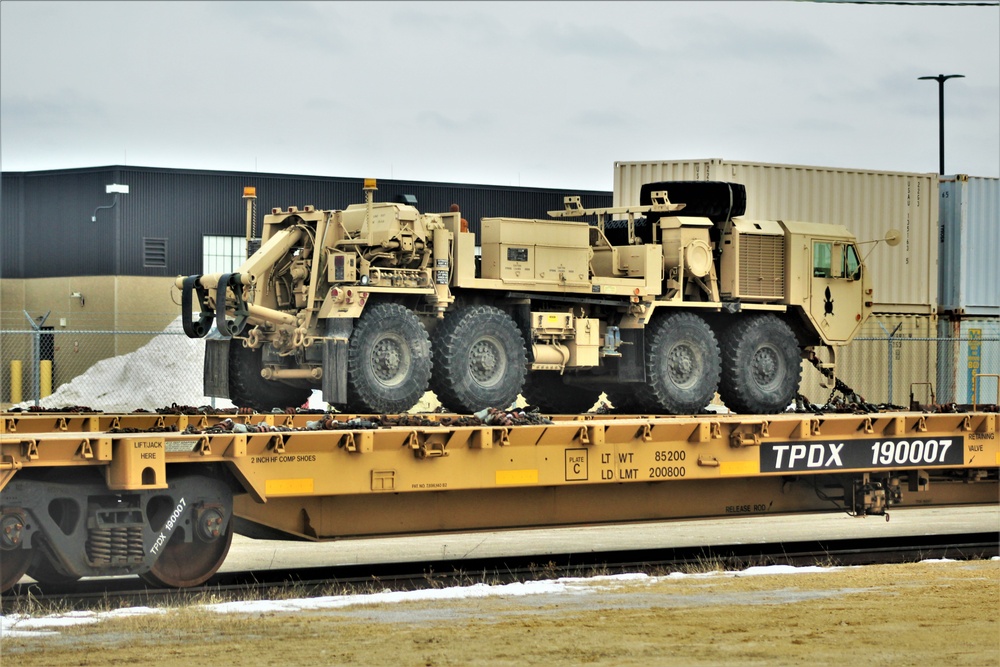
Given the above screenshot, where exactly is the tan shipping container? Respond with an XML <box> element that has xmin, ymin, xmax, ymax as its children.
<box><xmin>797</xmin><ymin>314</ymin><xmax>938</xmax><ymax>408</ymax></box>
<box><xmin>614</xmin><ymin>159</ymin><xmax>939</xmax><ymax>314</ymax></box>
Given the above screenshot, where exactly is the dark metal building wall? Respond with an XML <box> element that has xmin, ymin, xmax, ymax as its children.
<box><xmin>0</xmin><ymin>173</ymin><xmax>25</xmax><ymax>277</ymax></box>
<box><xmin>3</xmin><ymin>168</ymin><xmax>121</xmax><ymax>278</ymax></box>
<box><xmin>1</xmin><ymin>165</ymin><xmax>612</xmax><ymax>278</ymax></box>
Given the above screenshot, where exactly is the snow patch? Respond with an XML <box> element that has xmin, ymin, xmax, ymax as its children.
<box><xmin>1</xmin><ymin>566</ymin><xmax>842</xmax><ymax>639</ymax></box>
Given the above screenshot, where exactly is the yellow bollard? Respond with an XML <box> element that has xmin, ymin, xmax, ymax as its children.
<box><xmin>40</xmin><ymin>360</ymin><xmax>52</xmax><ymax>398</ymax></box>
<box><xmin>10</xmin><ymin>360</ymin><xmax>22</xmax><ymax>404</ymax></box>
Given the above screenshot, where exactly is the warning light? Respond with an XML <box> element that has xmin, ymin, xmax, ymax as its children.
<box><xmin>243</xmin><ymin>186</ymin><xmax>256</xmax><ymax>197</ymax></box>
<box><xmin>364</xmin><ymin>178</ymin><xmax>377</xmax><ymax>189</ymax></box>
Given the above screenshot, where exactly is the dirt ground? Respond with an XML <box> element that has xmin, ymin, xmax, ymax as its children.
<box><xmin>2</xmin><ymin>559</ymin><xmax>998</xmax><ymax>667</ymax></box>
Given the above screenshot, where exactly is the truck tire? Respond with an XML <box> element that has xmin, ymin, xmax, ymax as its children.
<box><xmin>718</xmin><ymin>314</ymin><xmax>802</xmax><ymax>414</ymax></box>
<box><xmin>228</xmin><ymin>343</ymin><xmax>312</xmax><ymax>412</ymax></box>
<box><xmin>521</xmin><ymin>373</ymin><xmax>602</xmax><ymax>414</ymax></box>
<box><xmin>645</xmin><ymin>312</ymin><xmax>721</xmax><ymax>414</ymax></box>
<box><xmin>430</xmin><ymin>306</ymin><xmax>526</xmax><ymax>413</ymax></box>
<box><xmin>346</xmin><ymin>303</ymin><xmax>431</xmax><ymax>414</ymax></box>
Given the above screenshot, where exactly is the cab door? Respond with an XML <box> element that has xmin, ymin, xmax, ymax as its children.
<box><xmin>809</xmin><ymin>239</ymin><xmax>869</xmax><ymax>343</ymax></box>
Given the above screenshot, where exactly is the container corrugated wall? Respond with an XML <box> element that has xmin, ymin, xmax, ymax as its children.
<box><xmin>614</xmin><ymin>159</ymin><xmax>939</xmax><ymax>314</ymax></box>
<box><xmin>797</xmin><ymin>314</ymin><xmax>938</xmax><ymax>407</ymax></box>
<box><xmin>938</xmin><ymin>175</ymin><xmax>1000</xmax><ymax>317</ymax></box>
<box><xmin>936</xmin><ymin>316</ymin><xmax>1000</xmax><ymax>404</ymax></box>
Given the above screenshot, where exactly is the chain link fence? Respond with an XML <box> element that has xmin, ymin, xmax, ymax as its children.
<box><xmin>796</xmin><ymin>317</ymin><xmax>998</xmax><ymax>408</ymax></box>
<box><xmin>1</xmin><ymin>315</ymin><xmax>997</xmax><ymax>412</ymax></box>
<box><xmin>0</xmin><ymin>317</ymin><xmax>224</xmax><ymax>411</ymax></box>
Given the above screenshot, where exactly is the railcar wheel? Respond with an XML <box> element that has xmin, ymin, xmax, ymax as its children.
<box><xmin>521</xmin><ymin>373</ymin><xmax>602</xmax><ymax>414</ymax></box>
<box><xmin>140</xmin><ymin>520</ymin><xmax>234</xmax><ymax>589</ymax></box>
<box><xmin>719</xmin><ymin>314</ymin><xmax>801</xmax><ymax>414</ymax></box>
<box><xmin>430</xmin><ymin>306</ymin><xmax>526</xmax><ymax>413</ymax></box>
<box><xmin>346</xmin><ymin>303</ymin><xmax>432</xmax><ymax>414</ymax></box>
<box><xmin>645</xmin><ymin>312</ymin><xmax>720</xmax><ymax>414</ymax></box>
<box><xmin>0</xmin><ymin>547</ymin><xmax>32</xmax><ymax>592</ymax></box>
<box><xmin>229</xmin><ymin>341</ymin><xmax>312</xmax><ymax>412</ymax></box>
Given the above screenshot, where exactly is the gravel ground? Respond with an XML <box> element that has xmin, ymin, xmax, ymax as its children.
<box><xmin>2</xmin><ymin>559</ymin><xmax>997</xmax><ymax>666</ymax></box>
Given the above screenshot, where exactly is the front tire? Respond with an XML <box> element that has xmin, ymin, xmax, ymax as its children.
<box><xmin>718</xmin><ymin>315</ymin><xmax>802</xmax><ymax>414</ymax></box>
<box><xmin>228</xmin><ymin>342</ymin><xmax>312</xmax><ymax>413</ymax></box>
<box><xmin>347</xmin><ymin>303</ymin><xmax>432</xmax><ymax>414</ymax></box>
<box><xmin>645</xmin><ymin>312</ymin><xmax>720</xmax><ymax>414</ymax></box>
<box><xmin>430</xmin><ymin>306</ymin><xmax>526</xmax><ymax>413</ymax></box>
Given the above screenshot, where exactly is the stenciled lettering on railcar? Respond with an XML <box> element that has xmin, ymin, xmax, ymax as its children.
<box><xmin>149</xmin><ymin>497</ymin><xmax>187</xmax><ymax>556</ymax></box>
<box><xmin>760</xmin><ymin>437</ymin><xmax>965</xmax><ymax>472</ymax></box>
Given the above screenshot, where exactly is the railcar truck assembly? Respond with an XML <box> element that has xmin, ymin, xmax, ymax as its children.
<box><xmin>0</xmin><ymin>409</ymin><xmax>996</xmax><ymax>592</ymax></box>
<box><xmin>178</xmin><ymin>180</ymin><xmax>897</xmax><ymax>415</ymax></box>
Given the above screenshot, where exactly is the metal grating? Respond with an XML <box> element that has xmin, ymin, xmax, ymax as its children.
<box><xmin>739</xmin><ymin>234</ymin><xmax>785</xmax><ymax>298</ymax></box>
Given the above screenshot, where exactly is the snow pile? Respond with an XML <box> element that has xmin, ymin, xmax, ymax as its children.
<box><xmin>15</xmin><ymin>317</ymin><xmax>236</xmax><ymax>412</ymax></box>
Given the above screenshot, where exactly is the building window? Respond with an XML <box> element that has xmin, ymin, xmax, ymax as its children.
<box><xmin>143</xmin><ymin>237</ymin><xmax>168</xmax><ymax>268</ymax></box>
<box><xmin>203</xmin><ymin>236</ymin><xmax>247</xmax><ymax>274</ymax></box>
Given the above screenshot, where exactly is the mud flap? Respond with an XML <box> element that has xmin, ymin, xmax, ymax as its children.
<box><xmin>323</xmin><ymin>319</ymin><xmax>352</xmax><ymax>405</ymax></box>
<box><xmin>615</xmin><ymin>328</ymin><xmax>645</xmax><ymax>383</ymax></box>
<box><xmin>204</xmin><ymin>337</ymin><xmax>231</xmax><ymax>398</ymax></box>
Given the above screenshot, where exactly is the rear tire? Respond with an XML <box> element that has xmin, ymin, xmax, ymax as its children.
<box><xmin>228</xmin><ymin>342</ymin><xmax>312</xmax><ymax>413</ymax></box>
<box><xmin>430</xmin><ymin>306</ymin><xmax>526</xmax><ymax>413</ymax></box>
<box><xmin>521</xmin><ymin>373</ymin><xmax>602</xmax><ymax>414</ymax></box>
<box><xmin>718</xmin><ymin>315</ymin><xmax>802</xmax><ymax>414</ymax></box>
<box><xmin>346</xmin><ymin>303</ymin><xmax>431</xmax><ymax>414</ymax></box>
<box><xmin>645</xmin><ymin>312</ymin><xmax>720</xmax><ymax>414</ymax></box>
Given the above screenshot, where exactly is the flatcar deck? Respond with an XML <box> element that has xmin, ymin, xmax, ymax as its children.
<box><xmin>1</xmin><ymin>408</ymin><xmax>997</xmax><ymax>593</ymax></box>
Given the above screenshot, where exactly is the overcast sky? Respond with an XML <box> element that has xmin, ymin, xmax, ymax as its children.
<box><xmin>1</xmin><ymin>1</ymin><xmax>997</xmax><ymax>191</ymax></box>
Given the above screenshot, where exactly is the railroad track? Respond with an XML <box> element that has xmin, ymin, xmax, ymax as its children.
<box><xmin>5</xmin><ymin>531</ymin><xmax>996</xmax><ymax>613</ymax></box>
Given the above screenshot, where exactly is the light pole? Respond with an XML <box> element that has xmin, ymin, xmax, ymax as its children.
<box><xmin>918</xmin><ymin>74</ymin><xmax>964</xmax><ymax>176</ymax></box>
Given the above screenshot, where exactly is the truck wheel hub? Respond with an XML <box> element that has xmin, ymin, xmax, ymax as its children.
<box><xmin>751</xmin><ymin>346</ymin><xmax>781</xmax><ymax>387</ymax></box>
<box><xmin>372</xmin><ymin>336</ymin><xmax>407</xmax><ymax>384</ymax></box>
<box><xmin>470</xmin><ymin>339</ymin><xmax>504</xmax><ymax>385</ymax></box>
<box><xmin>667</xmin><ymin>345</ymin><xmax>696</xmax><ymax>386</ymax></box>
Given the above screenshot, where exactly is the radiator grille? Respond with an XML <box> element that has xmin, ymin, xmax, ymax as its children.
<box><xmin>739</xmin><ymin>234</ymin><xmax>785</xmax><ymax>299</ymax></box>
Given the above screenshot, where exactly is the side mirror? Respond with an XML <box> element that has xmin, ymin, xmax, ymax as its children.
<box><xmin>884</xmin><ymin>229</ymin><xmax>902</xmax><ymax>247</ymax></box>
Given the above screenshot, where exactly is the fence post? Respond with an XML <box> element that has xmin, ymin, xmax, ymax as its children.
<box><xmin>23</xmin><ymin>310</ymin><xmax>51</xmax><ymax>406</ymax></box>
<box><xmin>877</xmin><ymin>321</ymin><xmax>903</xmax><ymax>405</ymax></box>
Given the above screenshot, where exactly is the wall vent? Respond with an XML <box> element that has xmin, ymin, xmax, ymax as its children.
<box><xmin>143</xmin><ymin>237</ymin><xmax>167</xmax><ymax>268</ymax></box>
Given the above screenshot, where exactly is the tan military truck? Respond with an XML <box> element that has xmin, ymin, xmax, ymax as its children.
<box><xmin>179</xmin><ymin>180</ymin><xmax>890</xmax><ymax>414</ymax></box>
